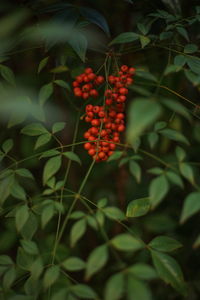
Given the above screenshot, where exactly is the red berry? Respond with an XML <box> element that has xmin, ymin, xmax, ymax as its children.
<box><xmin>84</xmin><ymin>132</ymin><xmax>90</xmax><ymax>139</ymax></box>
<box><xmin>109</xmin><ymin>143</ymin><xmax>116</xmax><ymax>150</ymax></box>
<box><xmin>86</xmin><ymin>104</ymin><xmax>93</xmax><ymax>111</ymax></box>
<box><xmin>105</xmin><ymin>99</ymin><xmax>113</xmax><ymax>106</ymax></box>
<box><xmin>117</xmin><ymin>113</ymin><xmax>124</xmax><ymax>119</ymax></box>
<box><xmin>119</xmin><ymin>87</ymin><xmax>128</xmax><ymax>95</ymax></box>
<box><xmin>83</xmin><ymin>76</ymin><xmax>90</xmax><ymax>82</ymax></box>
<box><xmin>108</xmin><ymin>75</ymin><xmax>115</xmax><ymax>84</ymax></box>
<box><xmin>84</xmin><ymin>143</ymin><xmax>91</xmax><ymax>150</ymax></box>
<box><xmin>87</xmin><ymin>111</ymin><xmax>94</xmax><ymax>118</ymax></box>
<box><xmin>88</xmin><ymin>148</ymin><xmax>96</xmax><ymax>156</ymax></box>
<box><xmin>82</xmin><ymin>84</ymin><xmax>91</xmax><ymax>92</ymax></box>
<box><xmin>88</xmin><ymin>135</ymin><xmax>96</xmax><ymax>141</ymax></box>
<box><xmin>96</xmin><ymin>75</ymin><xmax>104</xmax><ymax>84</ymax></box>
<box><xmin>100</xmin><ymin>129</ymin><xmax>107</xmax><ymax>137</ymax></box>
<box><xmin>76</xmin><ymin>76</ymin><xmax>83</xmax><ymax>83</ymax></box>
<box><xmin>90</xmin><ymin>89</ymin><xmax>98</xmax><ymax>97</ymax></box>
<box><xmin>82</xmin><ymin>92</ymin><xmax>89</xmax><ymax>99</ymax></box>
<box><xmin>105</xmin><ymin>89</ymin><xmax>112</xmax><ymax>97</ymax></box>
<box><xmin>89</xmin><ymin>127</ymin><xmax>99</xmax><ymax>135</ymax></box>
<box><xmin>72</xmin><ymin>81</ymin><xmax>79</xmax><ymax>87</ymax></box>
<box><xmin>129</xmin><ymin>67</ymin><xmax>135</xmax><ymax>74</ymax></box>
<box><xmin>121</xmin><ymin>65</ymin><xmax>128</xmax><ymax>72</ymax></box>
<box><xmin>98</xmin><ymin>111</ymin><xmax>105</xmax><ymax>118</ymax></box>
<box><xmin>93</xmin><ymin>106</ymin><xmax>100</xmax><ymax>113</ymax></box>
<box><xmin>85</xmin><ymin>67</ymin><xmax>93</xmax><ymax>74</ymax></box>
<box><xmin>91</xmin><ymin>119</ymin><xmax>100</xmax><ymax>127</ymax></box>
<box><xmin>118</xmin><ymin>124</ymin><xmax>125</xmax><ymax>132</ymax></box>
<box><xmin>98</xmin><ymin>151</ymin><xmax>106</xmax><ymax>159</ymax></box>
<box><xmin>88</xmin><ymin>73</ymin><xmax>96</xmax><ymax>80</ymax></box>
<box><xmin>126</xmin><ymin>78</ymin><xmax>133</xmax><ymax>85</ymax></box>
<box><xmin>85</xmin><ymin>116</ymin><xmax>92</xmax><ymax>122</ymax></box>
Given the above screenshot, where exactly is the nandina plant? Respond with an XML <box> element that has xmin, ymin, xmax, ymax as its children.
<box><xmin>1</xmin><ymin>1</ymin><xmax>200</xmax><ymax>299</ymax></box>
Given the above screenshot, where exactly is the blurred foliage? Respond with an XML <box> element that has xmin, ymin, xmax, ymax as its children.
<box><xmin>1</xmin><ymin>0</ymin><xmax>200</xmax><ymax>299</ymax></box>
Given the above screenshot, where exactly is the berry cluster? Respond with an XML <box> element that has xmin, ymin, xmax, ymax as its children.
<box><xmin>72</xmin><ymin>68</ymin><xmax>104</xmax><ymax>100</ymax></box>
<box><xmin>73</xmin><ymin>65</ymin><xmax>135</xmax><ymax>162</ymax></box>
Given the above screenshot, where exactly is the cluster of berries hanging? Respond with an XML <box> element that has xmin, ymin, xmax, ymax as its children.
<box><xmin>72</xmin><ymin>65</ymin><xmax>135</xmax><ymax>162</ymax></box>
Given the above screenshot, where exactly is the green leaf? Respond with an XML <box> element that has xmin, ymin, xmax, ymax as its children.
<box><xmin>177</xmin><ymin>27</ymin><xmax>189</xmax><ymax>41</ymax></box>
<box><xmin>70</xmin><ymin>218</ymin><xmax>87</xmax><ymax>247</ymax></box>
<box><xmin>0</xmin><ymin>255</ymin><xmax>13</xmax><ymax>266</ymax></box>
<box><xmin>0</xmin><ymin>64</ymin><xmax>15</xmax><ymax>86</ymax></box>
<box><xmin>10</xmin><ymin>181</ymin><xmax>26</xmax><ymax>200</ymax></box>
<box><xmin>109</xmin><ymin>32</ymin><xmax>139</xmax><ymax>45</ymax></box>
<box><xmin>149</xmin><ymin>175</ymin><xmax>169</xmax><ymax>208</ymax></box>
<box><xmin>127</xmin><ymin>276</ymin><xmax>152</xmax><ymax>300</ymax></box>
<box><xmin>85</xmin><ymin>244</ymin><xmax>108</xmax><ymax>280</ymax></box>
<box><xmin>161</xmin><ymin>99</ymin><xmax>191</xmax><ymax>121</ymax></box>
<box><xmin>50</xmin><ymin>65</ymin><xmax>69</xmax><ymax>73</ymax></box>
<box><xmin>184</xmin><ymin>44</ymin><xmax>198</xmax><ymax>54</ymax></box>
<box><xmin>126</xmin><ymin>99</ymin><xmax>162</xmax><ymax>143</ymax></box>
<box><xmin>105</xmin><ymin>273</ymin><xmax>124</xmax><ymax>300</ymax></box>
<box><xmin>43</xmin><ymin>155</ymin><xmax>62</xmax><ymax>185</ymax></box>
<box><xmin>128</xmin><ymin>263</ymin><xmax>157</xmax><ymax>280</ymax></box>
<box><xmin>107</xmin><ymin>151</ymin><xmax>123</xmax><ymax>162</ymax></box>
<box><xmin>148</xmin><ymin>167</ymin><xmax>163</xmax><ymax>175</ymax></box>
<box><xmin>164</xmin><ymin>64</ymin><xmax>180</xmax><ymax>75</ymax></box>
<box><xmin>184</xmin><ymin>69</ymin><xmax>200</xmax><ymax>86</ymax></box>
<box><xmin>70</xmin><ymin>284</ymin><xmax>97</xmax><ymax>299</ymax></box>
<box><xmin>160</xmin><ymin>128</ymin><xmax>189</xmax><ymax>145</ymax></box>
<box><xmin>129</xmin><ymin>160</ymin><xmax>141</xmax><ymax>183</ymax></box>
<box><xmin>80</xmin><ymin>7</ymin><xmax>110</xmax><ymax>36</ymax></box>
<box><xmin>0</xmin><ymin>175</ymin><xmax>14</xmax><ymax>205</ymax></box>
<box><xmin>148</xmin><ymin>132</ymin><xmax>159</xmax><ymax>149</ymax></box>
<box><xmin>111</xmin><ymin>233</ymin><xmax>143</xmax><ymax>251</ymax></box>
<box><xmin>2</xmin><ymin>139</ymin><xmax>13</xmax><ymax>153</ymax></box>
<box><xmin>103</xmin><ymin>206</ymin><xmax>125</xmax><ymax>220</ymax></box>
<box><xmin>166</xmin><ymin>171</ymin><xmax>184</xmax><ymax>189</ymax></box>
<box><xmin>21</xmin><ymin>123</ymin><xmax>48</xmax><ymax>136</ymax></box>
<box><xmin>38</xmin><ymin>56</ymin><xmax>49</xmax><ymax>73</ymax></box>
<box><xmin>54</xmin><ymin>79</ymin><xmax>70</xmax><ymax>89</ymax></box>
<box><xmin>3</xmin><ymin>267</ymin><xmax>16</xmax><ymax>289</ymax></box>
<box><xmin>63</xmin><ymin>151</ymin><xmax>81</xmax><ymax>165</ymax></box>
<box><xmin>174</xmin><ymin>55</ymin><xmax>186</xmax><ymax>67</ymax></box>
<box><xmin>68</xmin><ymin>33</ymin><xmax>87</xmax><ymax>62</ymax></box>
<box><xmin>193</xmin><ymin>235</ymin><xmax>200</xmax><ymax>249</ymax></box>
<box><xmin>139</xmin><ymin>35</ymin><xmax>151</xmax><ymax>48</ymax></box>
<box><xmin>126</xmin><ymin>198</ymin><xmax>150</xmax><ymax>217</ymax></box>
<box><xmin>135</xmin><ymin>70</ymin><xmax>158</xmax><ymax>82</ymax></box>
<box><xmin>62</xmin><ymin>257</ymin><xmax>85</xmax><ymax>272</ymax></box>
<box><xmin>16</xmin><ymin>247</ymin><xmax>34</xmax><ymax>271</ymax></box>
<box><xmin>15</xmin><ymin>205</ymin><xmax>29</xmax><ymax>232</ymax></box>
<box><xmin>52</xmin><ymin>122</ymin><xmax>66</xmax><ymax>133</ymax></box>
<box><xmin>41</xmin><ymin>205</ymin><xmax>55</xmax><ymax>228</ymax></box>
<box><xmin>175</xmin><ymin>146</ymin><xmax>186</xmax><ymax>162</ymax></box>
<box><xmin>30</xmin><ymin>258</ymin><xmax>43</xmax><ymax>280</ymax></box>
<box><xmin>43</xmin><ymin>265</ymin><xmax>60</xmax><ymax>289</ymax></box>
<box><xmin>149</xmin><ymin>236</ymin><xmax>182</xmax><ymax>252</ymax></box>
<box><xmin>40</xmin><ymin>149</ymin><xmax>60</xmax><ymax>158</ymax></box>
<box><xmin>20</xmin><ymin>240</ymin><xmax>39</xmax><ymax>255</ymax></box>
<box><xmin>34</xmin><ymin>133</ymin><xmax>51</xmax><ymax>149</ymax></box>
<box><xmin>15</xmin><ymin>168</ymin><xmax>34</xmax><ymax>180</ymax></box>
<box><xmin>180</xmin><ymin>192</ymin><xmax>200</xmax><ymax>223</ymax></box>
<box><xmin>39</xmin><ymin>83</ymin><xmax>53</xmax><ymax>106</ymax></box>
<box><xmin>137</xmin><ymin>23</ymin><xmax>149</xmax><ymax>35</ymax></box>
<box><xmin>151</xmin><ymin>250</ymin><xmax>187</xmax><ymax>295</ymax></box>
<box><xmin>21</xmin><ymin>212</ymin><xmax>38</xmax><ymax>240</ymax></box>
<box><xmin>179</xmin><ymin>162</ymin><xmax>194</xmax><ymax>184</ymax></box>
<box><xmin>186</xmin><ymin>56</ymin><xmax>200</xmax><ymax>75</ymax></box>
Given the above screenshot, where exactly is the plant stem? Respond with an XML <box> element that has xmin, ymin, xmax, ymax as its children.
<box><xmin>51</xmin><ymin>111</ymin><xmax>81</xmax><ymax>264</ymax></box>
